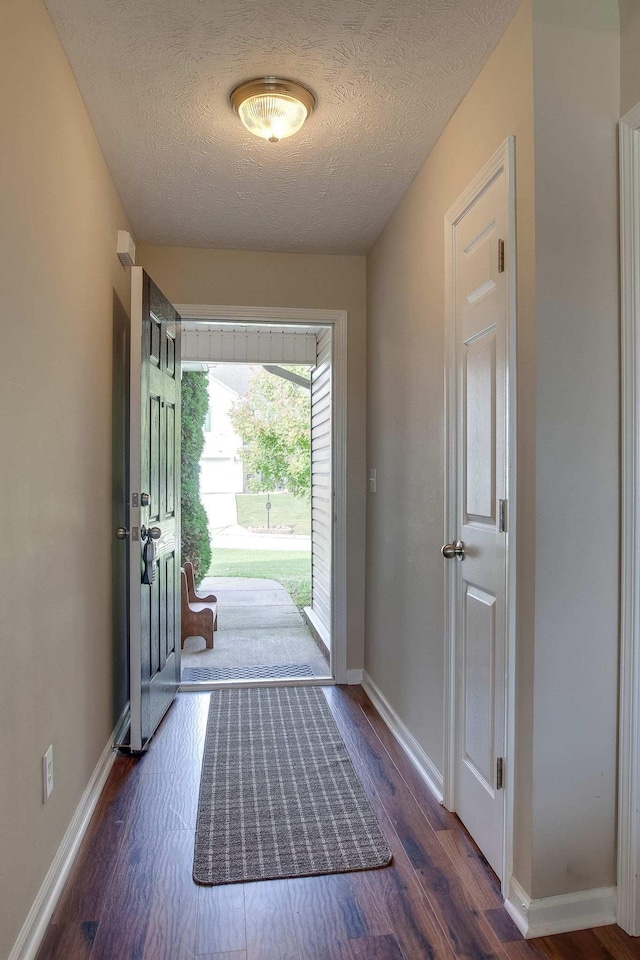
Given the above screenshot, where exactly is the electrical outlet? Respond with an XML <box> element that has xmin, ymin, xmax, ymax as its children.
<box><xmin>43</xmin><ymin>745</ymin><xmax>54</xmax><ymax>802</ymax></box>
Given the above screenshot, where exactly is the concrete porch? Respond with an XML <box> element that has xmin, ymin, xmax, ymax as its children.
<box><xmin>181</xmin><ymin>577</ymin><xmax>330</xmax><ymax>683</ymax></box>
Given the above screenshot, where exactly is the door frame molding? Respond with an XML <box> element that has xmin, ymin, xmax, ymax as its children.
<box><xmin>175</xmin><ymin>303</ymin><xmax>348</xmax><ymax>685</ymax></box>
<box><xmin>442</xmin><ymin>137</ymin><xmax>517</xmax><ymax>892</ymax></box>
<box><xmin>617</xmin><ymin>102</ymin><xmax>640</xmax><ymax>936</ymax></box>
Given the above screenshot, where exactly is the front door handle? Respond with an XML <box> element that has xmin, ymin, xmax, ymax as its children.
<box><xmin>442</xmin><ymin>539</ymin><xmax>466</xmax><ymax>561</ymax></box>
<box><xmin>141</xmin><ymin>525</ymin><xmax>162</xmax><ymax>542</ymax></box>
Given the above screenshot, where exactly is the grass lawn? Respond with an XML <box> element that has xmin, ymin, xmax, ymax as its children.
<box><xmin>208</xmin><ymin>547</ymin><xmax>311</xmax><ymax>609</ymax></box>
<box><xmin>235</xmin><ymin>493</ymin><xmax>311</xmax><ymax>537</ymax></box>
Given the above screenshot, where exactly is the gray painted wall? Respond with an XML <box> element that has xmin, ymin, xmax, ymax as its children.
<box><xmin>620</xmin><ymin>0</ymin><xmax>640</xmax><ymax>116</ymax></box>
<box><xmin>366</xmin><ymin>0</ymin><xmax>537</xmax><ymax>888</ymax></box>
<box><xmin>0</xmin><ymin>1</ymin><xmax>133</xmax><ymax>954</ymax></box>
<box><xmin>530</xmin><ymin>0</ymin><xmax>620</xmax><ymax>898</ymax></box>
<box><xmin>366</xmin><ymin>0</ymin><xmax>621</xmax><ymax>900</ymax></box>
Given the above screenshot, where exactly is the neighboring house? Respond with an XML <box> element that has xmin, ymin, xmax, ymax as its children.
<box><xmin>199</xmin><ymin>364</ymin><xmax>258</xmax><ymax>529</ymax></box>
<box><xmin>200</xmin><ymin>365</ymin><xmax>256</xmax><ymax>496</ymax></box>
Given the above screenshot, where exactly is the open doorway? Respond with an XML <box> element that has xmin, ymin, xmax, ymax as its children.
<box><xmin>178</xmin><ymin>316</ymin><xmax>340</xmax><ymax>688</ymax></box>
<box><xmin>180</xmin><ymin>360</ymin><xmax>330</xmax><ymax>684</ymax></box>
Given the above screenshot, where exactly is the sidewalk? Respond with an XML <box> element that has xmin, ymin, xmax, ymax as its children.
<box><xmin>211</xmin><ymin>524</ymin><xmax>311</xmax><ymax>552</ymax></box>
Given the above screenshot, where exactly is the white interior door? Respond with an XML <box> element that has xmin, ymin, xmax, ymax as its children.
<box><xmin>445</xmin><ymin>160</ymin><xmax>510</xmax><ymax>878</ymax></box>
<box><xmin>127</xmin><ymin>267</ymin><xmax>182</xmax><ymax>752</ymax></box>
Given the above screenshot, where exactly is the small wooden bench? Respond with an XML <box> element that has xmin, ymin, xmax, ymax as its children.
<box><xmin>180</xmin><ymin>568</ymin><xmax>217</xmax><ymax>649</ymax></box>
<box><xmin>183</xmin><ymin>560</ymin><xmax>217</xmax><ymax>607</ymax></box>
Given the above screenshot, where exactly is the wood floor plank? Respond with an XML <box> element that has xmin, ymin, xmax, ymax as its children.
<box><xmin>196</xmin><ymin>883</ymin><xmax>246</xmax><ymax>956</ymax></box>
<box><xmin>244</xmin><ymin>879</ymin><xmax>298</xmax><ymax>960</ymax></box>
<box><xmin>350</xmin><ymin>684</ymin><xmax>456</xmax><ymax>833</ymax></box>
<box><xmin>88</xmin><ymin>832</ymin><xmax>156</xmax><ymax>960</ymax></box>
<box><xmin>325</xmin><ymin>687</ymin><xmax>505</xmax><ymax>960</ymax></box>
<box><xmin>593</xmin><ymin>925</ymin><xmax>640</xmax><ymax>958</ymax></box>
<box><xmin>288</xmin><ymin>873</ymin><xmax>358</xmax><ymax>960</ymax></box>
<box><xmin>142</xmin><ymin>828</ymin><xmax>199</xmax><ymax>959</ymax></box>
<box><xmin>124</xmin><ymin>767</ymin><xmax>201</xmax><ymax>838</ymax></box>
<box><xmin>436</xmin><ymin>827</ymin><xmax>503</xmax><ymax>911</ymax></box>
<box><xmin>483</xmin><ymin>907</ymin><xmax>523</xmax><ymax>944</ymax></box>
<box><xmin>34</xmin><ymin>923</ymin><xmax>65</xmax><ymax>960</ymax></box>
<box><xmin>39</xmin><ymin>920</ymin><xmax>98</xmax><ymax>960</ymax></box>
<box><xmin>38</xmin><ymin>758</ymin><xmax>139</xmax><ymax>960</ymax></box>
<box><xmin>499</xmin><ymin>942</ymin><xmax>554</xmax><ymax>959</ymax></box>
<box><xmin>533</xmin><ymin>929</ymin><xmax>620</xmax><ymax>959</ymax></box>
<box><xmin>336</xmin><ymin>933</ymin><xmax>406</xmax><ymax>960</ymax></box>
<box><xmin>360</xmin><ymin>861</ymin><xmax>458</xmax><ymax>960</ymax></box>
<box><xmin>197</xmin><ymin>953</ymin><xmax>247</xmax><ymax>960</ymax></box>
<box><xmin>343</xmin><ymin>869</ymin><xmax>396</xmax><ymax>938</ymax></box>
<box><xmin>137</xmin><ymin>693</ymin><xmax>209</xmax><ymax>776</ymax></box>
<box><xmin>320</xmin><ymin>700</ymin><xmax>460</xmax><ymax>959</ymax></box>
<box><xmin>33</xmin><ymin>691</ymin><xmax>640</xmax><ymax>960</ymax></box>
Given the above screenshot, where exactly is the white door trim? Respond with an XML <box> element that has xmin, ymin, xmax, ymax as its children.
<box><xmin>617</xmin><ymin>102</ymin><xmax>640</xmax><ymax>937</ymax></box>
<box><xmin>442</xmin><ymin>137</ymin><xmax>517</xmax><ymax>893</ymax></box>
<box><xmin>175</xmin><ymin>303</ymin><xmax>348</xmax><ymax>685</ymax></box>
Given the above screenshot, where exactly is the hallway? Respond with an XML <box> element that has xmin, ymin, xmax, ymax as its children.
<box><xmin>35</xmin><ymin>687</ymin><xmax>639</xmax><ymax>960</ymax></box>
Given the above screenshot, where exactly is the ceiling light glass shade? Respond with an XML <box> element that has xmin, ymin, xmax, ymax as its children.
<box><xmin>230</xmin><ymin>78</ymin><xmax>315</xmax><ymax>143</ymax></box>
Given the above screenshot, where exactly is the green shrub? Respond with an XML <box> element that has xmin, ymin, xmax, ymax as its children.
<box><xmin>181</xmin><ymin>371</ymin><xmax>211</xmax><ymax>583</ymax></box>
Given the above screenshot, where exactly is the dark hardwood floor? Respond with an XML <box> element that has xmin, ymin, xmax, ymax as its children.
<box><xmin>35</xmin><ymin>685</ymin><xmax>640</xmax><ymax>960</ymax></box>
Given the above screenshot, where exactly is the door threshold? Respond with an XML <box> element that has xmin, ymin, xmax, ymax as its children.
<box><xmin>179</xmin><ymin>676</ymin><xmax>335</xmax><ymax>693</ymax></box>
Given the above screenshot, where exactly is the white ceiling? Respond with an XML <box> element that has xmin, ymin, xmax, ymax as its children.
<box><xmin>44</xmin><ymin>0</ymin><xmax>520</xmax><ymax>255</ymax></box>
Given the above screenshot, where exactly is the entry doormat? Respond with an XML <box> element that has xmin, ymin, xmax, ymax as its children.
<box><xmin>193</xmin><ymin>686</ymin><xmax>392</xmax><ymax>884</ymax></box>
<box><xmin>182</xmin><ymin>663</ymin><xmax>314</xmax><ymax>683</ymax></box>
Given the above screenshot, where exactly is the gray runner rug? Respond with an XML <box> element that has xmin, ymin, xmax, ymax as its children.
<box><xmin>193</xmin><ymin>686</ymin><xmax>392</xmax><ymax>884</ymax></box>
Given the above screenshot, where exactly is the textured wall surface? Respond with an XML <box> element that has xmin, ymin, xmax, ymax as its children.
<box><xmin>365</xmin><ymin>0</ymin><xmax>536</xmax><ymax>886</ymax></box>
<box><xmin>0</xmin><ymin>0</ymin><xmax>132</xmax><ymax>956</ymax></box>
<box><xmin>530</xmin><ymin>0</ymin><xmax>620</xmax><ymax>899</ymax></box>
<box><xmin>619</xmin><ymin>0</ymin><xmax>640</xmax><ymax>115</ymax></box>
<box><xmin>44</xmin><ymin>0</ymin><xmax>519</xmax><ymax>254</ymax></box>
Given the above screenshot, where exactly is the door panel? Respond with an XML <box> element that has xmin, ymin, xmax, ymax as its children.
<box><xmin>464</xmin><ymin>331</ymin><xmax>496</xmax><ymax>523</ymax></box>
<box><xmin>449</xmin><ymin>169</ymin><xmax>508</xmax><ymax>878</ymax></box>
<box><xmin>149</xmin><ymin>393</ymin><xmax>161</xmax><ymax>522</ymax></box>
<box><xmin>128</xmin><ymin>267</ymin><xmax>181</xmax><ymax>751</ymax></box>
<box><xmin>463</xmin><ymin>584</ymin><xmax>496</xmax><ymax>789</ymax></box>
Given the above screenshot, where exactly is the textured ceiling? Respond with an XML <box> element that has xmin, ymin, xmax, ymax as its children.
<box><xmin>44</xmin><ymin>0</ymin><xmax>520</xmax><ymax>254</ymax></box>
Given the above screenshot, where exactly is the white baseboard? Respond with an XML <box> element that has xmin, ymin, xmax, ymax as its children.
<box><xmin>362</xmin><ymin>671</ymin><xmax>444</xmax><ymax>804</ymax></box>
<box><xmin>9</xmin><ymin>703</ymin><xmax>130</xmax><ymax>960</ymax></box>
<box><xmin>505</xmin><ymin>877</ymin><xmax>617</xmax><ymax>939</ymax></box>
<box><xmin>346</xmin><ymin>669</ymin><xmax>363</xmax><ymax>685</ymax></box>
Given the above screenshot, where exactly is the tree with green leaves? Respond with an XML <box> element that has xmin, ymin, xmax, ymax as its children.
<box><xmin>229</xmin><ymin>367</ymin><xmax>311</xmax><ymax>499</ymax></box>
<box><xmin>181</xmin><ymin>371</ymin><xmax>211</xmax><ymax>582</ymax></box>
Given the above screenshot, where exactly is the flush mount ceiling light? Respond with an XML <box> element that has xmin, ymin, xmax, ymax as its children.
<box><xmin>230</xmin><ymin>77</ymin><xmax>316</xmax><ymax>143</ymax></box>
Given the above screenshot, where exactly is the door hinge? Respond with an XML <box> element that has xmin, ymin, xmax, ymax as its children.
<box><xmin>498</xmin><ymin>239</ymin><xmax>505</xmax><ymax>273</ymax></box>
<box><xmin>496</xmin><ymin>757</ymin><xmax>504</xmax><ymax>790</ymax></box>
<box><xmin>498</xmin><ymin>498</ymin><xmax>508</xmax><ymax>533</ymax></box>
